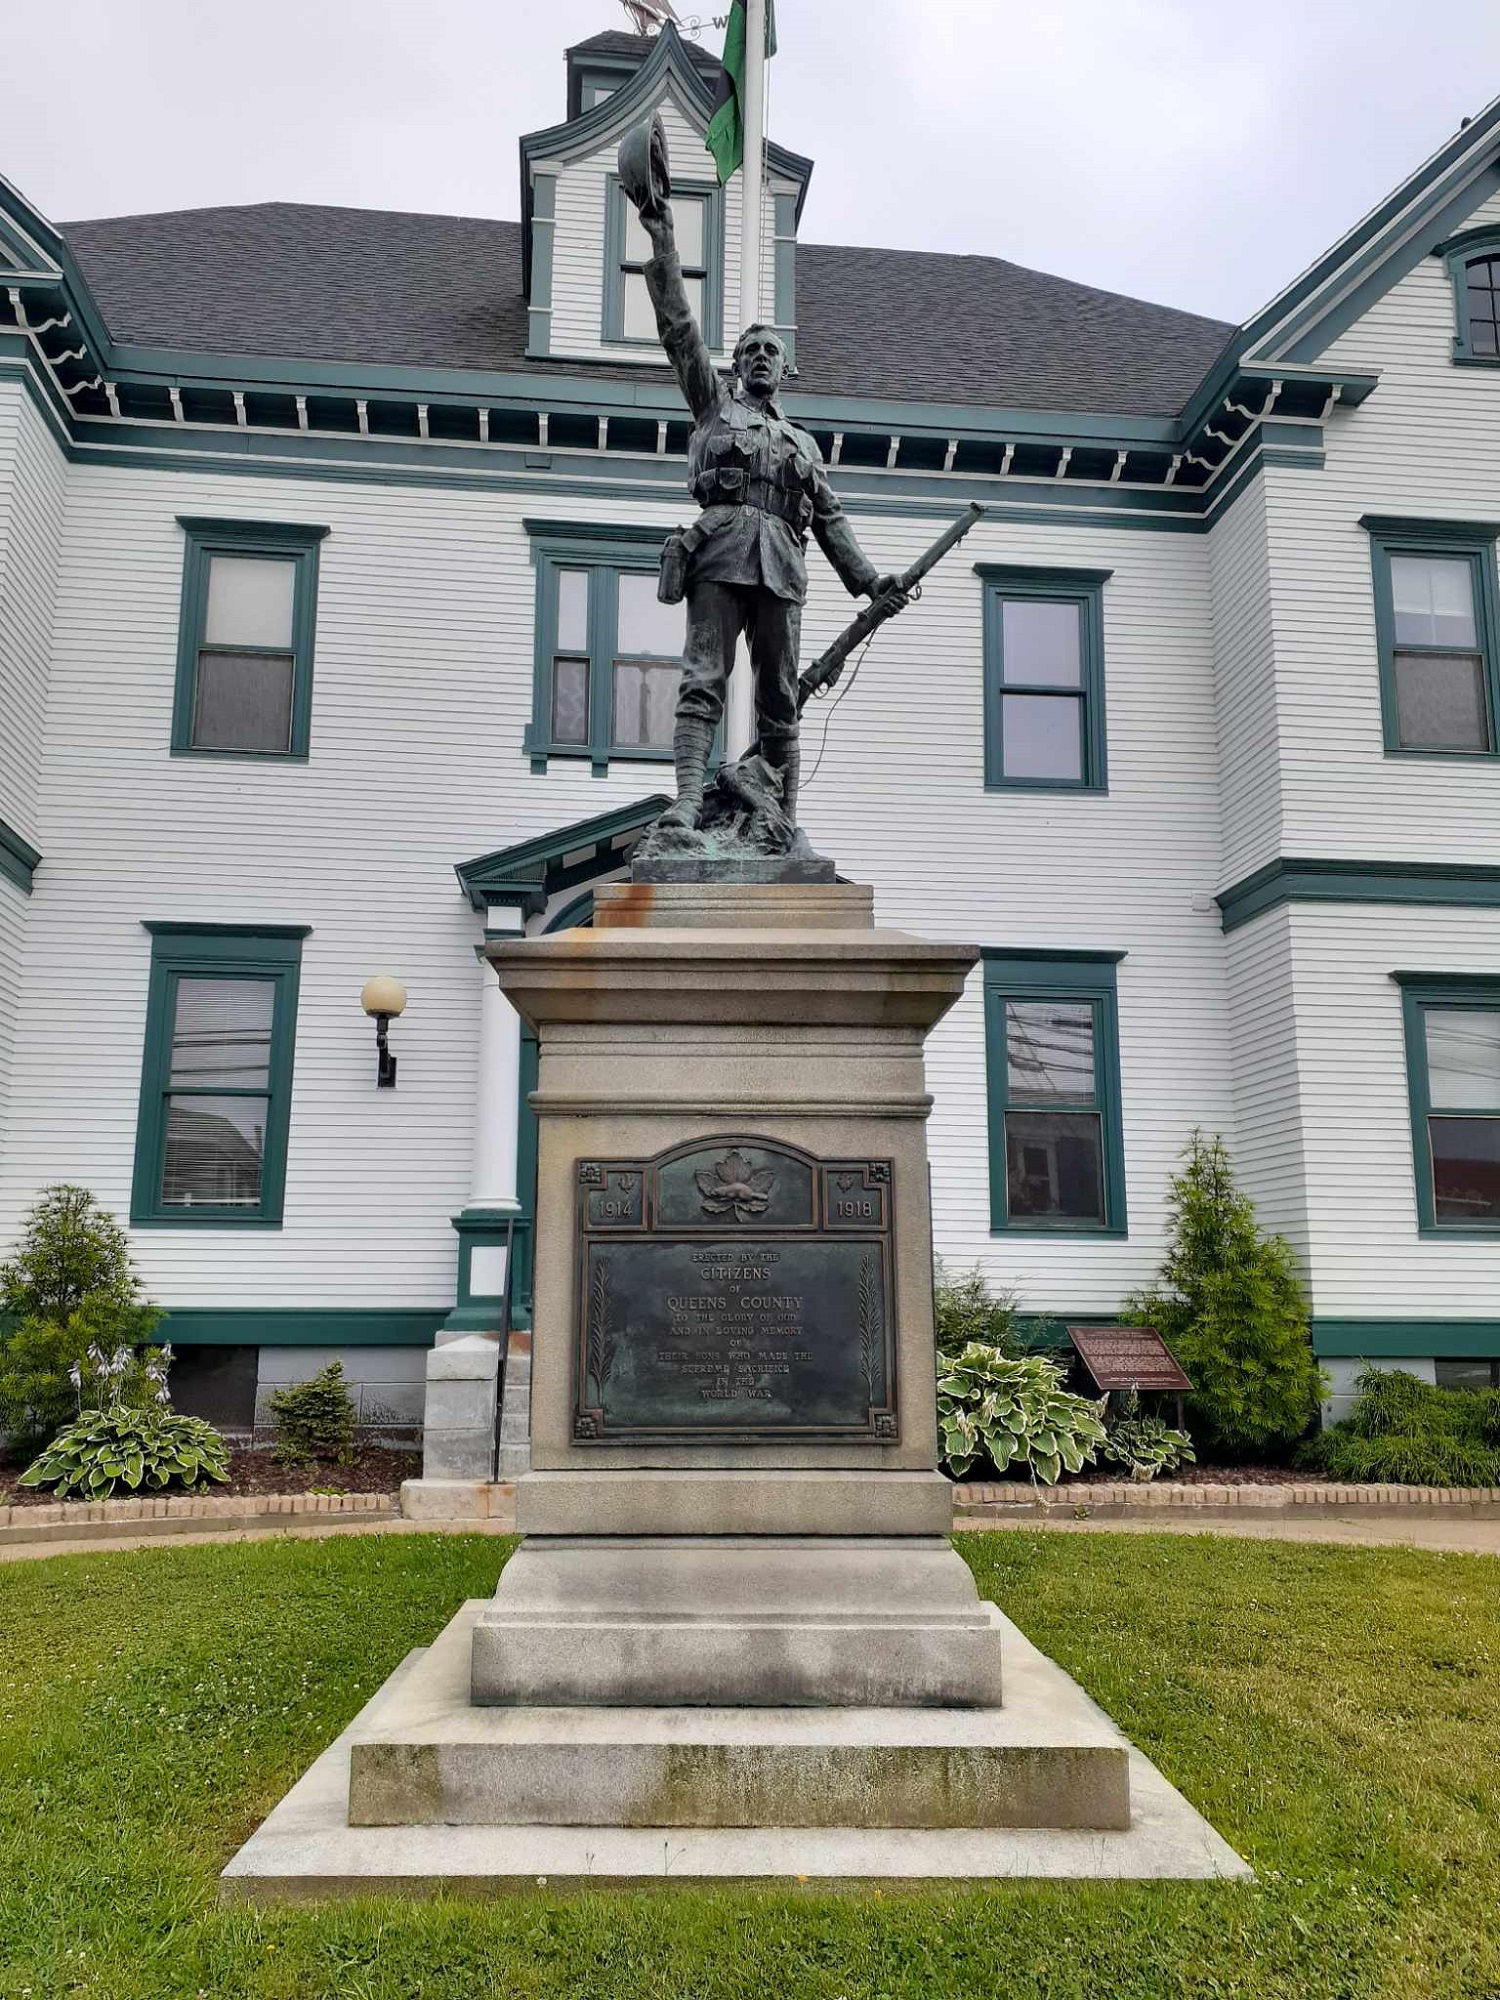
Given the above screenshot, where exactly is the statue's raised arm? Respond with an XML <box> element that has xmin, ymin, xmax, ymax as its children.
<box><xmin>618</xmin><ymin>116</ymin><xmax>719</xmax><ymax>424</ymax></box>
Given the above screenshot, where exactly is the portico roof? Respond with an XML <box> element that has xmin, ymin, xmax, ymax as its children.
<box><xmin>455</xmin><ymin>797</ymin><xmax>670</xmax><ymax>916</ymax></box>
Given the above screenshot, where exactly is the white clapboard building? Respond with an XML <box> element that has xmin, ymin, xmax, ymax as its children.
<box><xmin>3</xmin><ymin>24</ymin><xmax>1500</xmax><ymax>1436</ymax></box>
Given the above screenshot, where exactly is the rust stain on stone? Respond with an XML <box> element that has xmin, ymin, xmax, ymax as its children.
<box><xmin>593</xmin><ymin>882</ymin><xmax>655</xmax><ymax>929</ymax></box>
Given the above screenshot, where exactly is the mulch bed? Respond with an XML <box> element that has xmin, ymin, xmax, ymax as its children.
<box><xmin>956</xmin><ymin>1462</ymin><xmax>1329</xmax><ymax>1488</ymax></box>
<box><xmin>0</xmin><ymin>1443</ymin><xmax>420</xmax><ymax>1508</ymax></box>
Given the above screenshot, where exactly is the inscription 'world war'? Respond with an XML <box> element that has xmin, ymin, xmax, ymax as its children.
<box><xmin>572</xmin><ymin>1138</ymin><xmax>896</xmax><ymax>1443</ymax></box>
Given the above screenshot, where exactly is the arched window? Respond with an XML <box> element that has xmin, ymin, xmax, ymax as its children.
<box><xmin>1464</xmin><ymin>253</ymin><xmax>1500</xmax><ymax>357</ymax></box>
<box><xmin>1442</xmin><ymin>229</ymin><xmax>1500</xmax><ymax>363</ymax></box>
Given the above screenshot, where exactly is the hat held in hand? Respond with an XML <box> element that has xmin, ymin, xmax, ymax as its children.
<box><xmin>618</xmin><ymin>113</ymin><xmax>673</xmax><ymax>219</ymax></box>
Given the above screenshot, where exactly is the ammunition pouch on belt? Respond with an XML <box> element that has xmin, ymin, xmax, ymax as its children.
<box><xmin>658</xmin><ymin>520</ymin><xmax>705</xmax><ymax>605</ymax></box>
<box><xmin>689</xmin><ymin>470</ymin><xmax>814</xmax><ymax>531</ymax></box>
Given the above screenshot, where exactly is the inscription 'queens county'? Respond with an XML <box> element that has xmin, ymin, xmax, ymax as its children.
<box><xmin>571</xmin><ymin>1139</ymin><xmax>897</xmax><ymax>1443</ymax></box>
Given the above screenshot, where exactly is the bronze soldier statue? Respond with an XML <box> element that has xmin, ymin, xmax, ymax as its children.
<box><xmin>619</xmin><ymin>117</ymin><xmax>906</xmax><ymax>845</ymax></box>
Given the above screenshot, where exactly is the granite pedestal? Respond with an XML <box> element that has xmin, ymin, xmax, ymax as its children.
<box><xmin>470</xmin><ymin>879</ymin><xmax>1001</xmax><ymax>1723</ymax></box>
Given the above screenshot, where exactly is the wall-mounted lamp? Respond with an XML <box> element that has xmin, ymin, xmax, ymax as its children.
<box><xmin>360</xmin><ymin>976</ymin><xmax>407</xmax><ymax>1089</ymax></box>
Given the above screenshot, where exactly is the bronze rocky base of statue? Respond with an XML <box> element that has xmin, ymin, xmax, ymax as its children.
<box><xmin>633</xmin><ymin>751</ymin><xmax>835</xmax><ymax>884</ymax></box>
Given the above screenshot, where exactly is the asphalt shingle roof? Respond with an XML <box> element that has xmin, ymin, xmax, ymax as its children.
<box><xmin>62</xmin><ymin>201</ymin><xmax>1233</xmax><ymax>420</ymax></box>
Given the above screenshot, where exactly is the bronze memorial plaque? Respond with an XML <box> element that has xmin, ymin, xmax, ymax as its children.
<box><xmin>1068</xmin><ymin>1325</ymin><xmax>1192</xmax><ymax>1394</ymax></box>
<box><xmin>571</xmin><ymin>1137</ymin><xmax>897</xmax><ymax>1443</ymax></box>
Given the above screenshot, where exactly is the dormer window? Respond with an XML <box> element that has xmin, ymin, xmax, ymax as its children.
<box><xmin>1464</xmin><ymin>253</ymin><xmax>1500</xmax><ymax>358</ymax></box>
<box><xmin>1442</xmin><ymin>229</ymin><xmax>1500</xmax><ymax>364</ymax></box>
<box><xmin>605</xmin><ymin>176</ymin><xmax>722</xmax><ymax>348</ymax></box>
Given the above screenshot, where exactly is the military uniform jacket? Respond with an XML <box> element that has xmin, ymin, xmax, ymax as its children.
<box><xmin>644</xmin><ymin>247</ymin><xmax>879</xmax><ymax>607</ymax></box>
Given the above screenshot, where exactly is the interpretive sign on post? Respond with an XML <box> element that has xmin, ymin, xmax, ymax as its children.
<box><xmin>571</xmin><ymin>1137</ymin><xmax>897</xmax><ymax>1443</ymax></box>
<box><xmin>1068</xmin><ymin>1325</ymin><xmax>1191</xmax><ymax>1427</ymax></box>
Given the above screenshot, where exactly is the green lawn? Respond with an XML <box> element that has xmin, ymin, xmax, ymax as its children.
<box><xmin>0</xmin><ymin>1531</ymin><xmax>1496</xmax><ymax>2000</ymax></box>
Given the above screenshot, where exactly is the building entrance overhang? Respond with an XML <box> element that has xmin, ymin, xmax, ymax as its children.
<box><xmin>454</xmin><ymin>795</ymin><xmax>670</xmax><ymax>924</ymax></box>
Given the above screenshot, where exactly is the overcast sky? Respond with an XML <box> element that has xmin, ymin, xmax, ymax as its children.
<box><xmin>6</xmin><ymin>0</ymin><xmax>1499</xmax><ymax>326</ymax></box>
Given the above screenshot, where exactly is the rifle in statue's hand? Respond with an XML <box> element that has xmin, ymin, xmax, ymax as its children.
<box><xmin>795</xmin><ymin>502</ymin><xmax>986</xmax><ymax>713</ymax></box>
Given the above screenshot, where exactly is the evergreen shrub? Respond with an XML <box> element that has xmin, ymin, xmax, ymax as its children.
<box><xmin>932</xmin><ymin>1261</ymin><xmax>1017</xmax><ymax>1354</ymax></box>
<box><xmin>1126</xmin><ymin>1132</ymin><xmax>1324</xmax><ymax>1454</ymax></box>
<box><xmin>0</xmin><ymin>1186</ymin><xmax>160</xmax><ymax>1453</ymax></box>
<box><xmin>269</xmin><ymin>1361</ymin><xmax>357</xmax><ymax>1466</ymax></box>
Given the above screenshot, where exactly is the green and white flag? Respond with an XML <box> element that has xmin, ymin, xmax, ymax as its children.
<box><xmin>704</xmin><ymin>0</ymin><xmax>777</xmax><ymax>184</ymax></box>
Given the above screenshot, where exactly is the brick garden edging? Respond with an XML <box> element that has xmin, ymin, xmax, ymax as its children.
<box><xmin>952</xmin><ymin>1479</ymin><xmax>1500</xmax><ymax>1521</ymax></box>
<box><xmin>6</xmin><ymin>1479</ymin><xmax>1500</xmax><ymax>1548</ymax></box>
<box><xmin>0</xmin><ymin>1489</ymin><xmax>399</xmax><ymax>1547</ymax></box>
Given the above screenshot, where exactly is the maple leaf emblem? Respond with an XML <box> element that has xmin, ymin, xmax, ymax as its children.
<box><xmin>695</xmin><ymin>1149</ymin><xmax>776</xmax><ymax>1221</ymax></box>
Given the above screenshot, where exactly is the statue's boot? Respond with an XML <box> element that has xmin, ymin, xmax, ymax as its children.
<box><xmin>656</xmin><ymin>714</ymin><xmax>716</xmax><ymax>830</ymax></box>
<box><xmin>766</xmin><ymin>734</ymin><xmax>800</xmax><ymax>829</ymax></box>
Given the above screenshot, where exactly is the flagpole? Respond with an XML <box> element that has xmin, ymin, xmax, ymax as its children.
<box><xmin>740</xmin><ymin>0</ymin><xmax>766</xmax><ymax>331</ymax></box>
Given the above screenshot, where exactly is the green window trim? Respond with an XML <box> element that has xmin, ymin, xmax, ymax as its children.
<box><xmin>0</xmin><ymin>817</ymin><xmax>40</xmax><ymax>895</ymax></box>
<box><xmin>1439</xmin><ymin>226</ymin><xmax>1500</xmax><ymax>365</ymax></box>
<box><xmin>982</xmin><ymin>949</ymin><xmax>1127</xmax><ymax>1237</ymax></box>
<box><xmin>975</xmin><ymin>564</ymin><xmax>1111</xmax><ymax>792</ymax></box>
<box><xmin>521</xmin><ymin>517</ymin><xmax>689</xmax><ymax>776</ymax></box>
<box><xmin>602</xmin><ymin>172</ymin><xmax>724</xmax><ymax>350</ymax></box>
<box><xmin>527</xmin><ymin>173</ymin><xmax>556</xmax><ymax>359</ymax></box>
<box><xmin>1362</xmin><ymin>514</ymin><xmax>1500</xmax><ymax>761</ymax></box>
<box><xmin>1393</xmin><ymin>970</ymin><xmax>1500</xmax><ymax>1237</ymax></box>
<box><xmin>1312</xmin><ymin>1317</ymin><xmax>1500</xmax><ymax>1358</ymax></box>
<box><xmin>772</xmin><ymin>190</ymin><xmax>798</xmax><ymax>371</ymax></box>
<box><xmin>172</xmin><ymin>516</ymin><xmax>329</xmax><ymax>762</ymax></box>
<box><xmin>151</xmin><ymin>1306</ymin><xmax>451</xmax><ymax>1347</ymax></box>
<box><xmin>131</xmin><ymin>923</ymin><xmax>309</xmax><ymax>1230</ymax></box>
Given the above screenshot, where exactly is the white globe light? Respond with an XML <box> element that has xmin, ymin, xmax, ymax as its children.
<box><xmin>361</xmin><ymin>975</ymin><xmax>407</xmax><ymax>1018</ymax></box>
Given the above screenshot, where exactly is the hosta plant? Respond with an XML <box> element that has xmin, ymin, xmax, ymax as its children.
<box><xmin>1100</xmin><ymin>1391</ymin><xmax>1196</xmax><ymax>1482</ymax></box>
<box><xmin>937</xmin><ymin>1344</ymin><xmax>1106</xmax><ymax>1483</ymax></box>
<box><xmin>18</xmin><ymin>1404</ymin><xmax>230</xmax><ymax>1501</ymax></box>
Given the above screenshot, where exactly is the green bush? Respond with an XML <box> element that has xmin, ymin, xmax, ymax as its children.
<box><xmin>1296</xmin><ymin>1366</ymin><xmax>1500</xmax><ymax>1486</ymax></box>
<box><xmin>0</xmin><ymin>1186</ymin><xmax>160</xmax><ymax>1453</ymax></box>
<box><xmin>19</xmin><ymin>1405</ymin><xmax>230</xmax><ymax>1501</ymax></box>
<box><xmin>936</xmin><ymin>1344</ymin><xmax>1106</xmax><ymax>1483</ymax></box>
<box><xmin>1335</xmin><ymin>1364</ymin><xmax>1500</xmax><ymax>1444</ymax></box>
<box><xmin>1099</xmin><ymin>1389</ymin><xmax>1196</xmax><ymax>1481</ymax></box>
<box><xmin>1126</xmin><ymin>1132</ymin><xmax>1324</xmax><ymax>1454</ymax></box>
<box><xmin>932</xmin><ymin>1261</ymin><xmax>1017</xmax><ymax>1354</ymax></box>
<box><xmin>269</xmin><ymin>1360</ymin><xmax>357</xmax><ymax>1466</ymax></box>
<box><xmin>1299</xmin><ymin>1427</ymin><xmax>1500</xmax><ymax>1487</ymax></box>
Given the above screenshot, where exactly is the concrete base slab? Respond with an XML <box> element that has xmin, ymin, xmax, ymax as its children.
<box><xmin>470</xmin><ymin>1537</ymin><xmax>1005</xmax><ymax>1707</ymax></box>
<box><xmin>400</xmin><ymin>1480</ymin><xmax>515</xmax><ymax>1523</ymax></box>
<box><xmin>353</xmin><ymin>1601</ymin><xmax>1122</xmax><ymax>1829</ymax></box>
<box><xmin>515</xmin><ymin>1469</ymin><xmax>954</xmax><ymax>1538</ymax></box>
<box><xmin>220</xmin><ymin>1603</ymin><xmax>1250</xmax><ymax>1899</ymax></box>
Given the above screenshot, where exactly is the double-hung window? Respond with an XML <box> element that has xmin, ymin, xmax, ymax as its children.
<box><xmin>983</xmin><ymin>952</ymin><xmax>1126</xmax><ymax>1234</ymax></box>
<box><xmin>524</xmin><ymin>520</ymin><xmax>687</xmax><ymax>773</ymax></box>
<box><xmin>1395</xmin><ymin>974</ymin><xmax>1500</xmax><ymax>1234</ymax></box>
<box><xmin>1363</xmin><ymin>517</ymin><xmax>1500</xmax><ymax>758</ymax></box>
<box><xmin>173</xmin><ymin>518</ymin><xmax>328</xmax><ymax>760</ymax></box>
<box><xmin>131</xmin><ymin>924</ymin><xmax>308</xmax><ymax>1227</ymax></box>
<box><xmin>604</xmin><ymin>175</ymin><xmax>722</xmax><ymax>348</ymax></box>
<box><xmin>976</xmin><ymin>565</ymin><xmax>1110</xmax><ymax>790</ymax></box>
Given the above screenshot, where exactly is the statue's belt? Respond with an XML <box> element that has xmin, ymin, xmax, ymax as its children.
<box><xmin>692</xmin><ymin>475</ymin><xmax>813</xmax><ymax>529</ymax></box>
